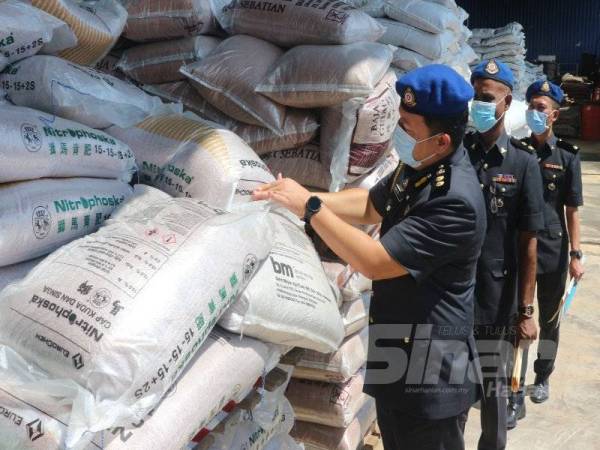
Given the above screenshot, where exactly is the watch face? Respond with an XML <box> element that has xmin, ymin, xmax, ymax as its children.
<box><xmin>308</xmin><ymin>196</ymin><xmax>322</xmax><ymax>212</ymax></box>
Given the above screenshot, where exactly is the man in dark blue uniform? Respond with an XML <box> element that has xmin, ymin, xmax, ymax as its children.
<box><xmin>464</xmin><ymin>59</ymin><xmax>545</xmax><ymax>448</ymax></box>
<box><xmin>253</xmin><ymin>65</ymin><xmax>487</xmax><ymax>449</ymax></box>
<box><xmin>507</xmin><ymin>80</ymin><xmax>584</xmax><ymax>418</ymax></box>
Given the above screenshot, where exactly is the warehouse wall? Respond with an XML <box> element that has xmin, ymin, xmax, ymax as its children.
<box><xmin>457</xmin><ymin>0</ymin><xmax>600</xmax><ymax>66</ymax></box>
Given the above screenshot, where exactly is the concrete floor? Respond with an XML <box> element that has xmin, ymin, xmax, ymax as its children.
<box><xmin>464</xmin><ymin>140</ymin><xmax>600</xmax><ymax>450</ymax></box>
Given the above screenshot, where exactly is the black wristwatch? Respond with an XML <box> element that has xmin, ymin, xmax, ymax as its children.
<box><xmin>304</xmin><ymin>196</ymin><xmax>322</xmax><ymax>224</ymax></box>
<box><xmin>519</xmin><ymin>304</ymin><xmax>535</xmax><ymax>319</ymax></box>
<box><xmin>570</xmin><ymin>249</ymin><xmax>583</xmax><ymax>260</ymax></box>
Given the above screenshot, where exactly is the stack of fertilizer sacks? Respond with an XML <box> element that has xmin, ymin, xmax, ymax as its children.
<box><xmin>468</xmin><ymin>22</ymin><xmax>546</xmax><ymax>100</ymax></box>
<box><xmin>371</xmin><ymin>0</ymin><xmax>478</xmax><ymax>81</ymax></box>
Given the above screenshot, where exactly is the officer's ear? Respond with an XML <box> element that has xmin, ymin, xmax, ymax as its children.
<box><xmin>549</xmin><ymin>102</ymin><xmax>561</xmax><ymax>123</ymax></box>
<box><xmin>504</xmin><ymin>93</ymin><xmax>513</xmax><ymax>111</ymax></box>
<box><xmin>435</xmin><ymin>133</ymin><xmax>453</xmax><ymax>154</ymax></box>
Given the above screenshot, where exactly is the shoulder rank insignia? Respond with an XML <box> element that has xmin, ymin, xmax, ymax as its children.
<box><xmin>510</xmin><ymin>137</ymin><xmax>535</xmax><ymax>154</ymax></box>
<box><xmin>556</xmin><ymin>139</ymin><xmax>579</xmax><ymax>154</ymax></box>
<box><xmin>430</xmin><ymin>165</ymin><xmax>451</xmax><ymax>198</ymax></box>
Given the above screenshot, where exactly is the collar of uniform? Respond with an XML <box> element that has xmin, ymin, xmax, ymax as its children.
<box><xmin>535</xmin><ymin>134</ymin><xmax>557</xmax><ymax>160</ymax></box>
<box><xmin>473</xmin><ymin>130</ymin><xmax>509</xmax><ymax>159</ymax></box>
<box><xmin>546</xmin><ymin>134</ymin><xmax>558</xmax><ymax>151</ymax></box>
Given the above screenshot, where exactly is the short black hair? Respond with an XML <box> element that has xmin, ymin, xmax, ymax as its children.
<box><xmin>424</xmin><ymin>109</ymin><xmax>469</xmax><ymax>151</ymax></box>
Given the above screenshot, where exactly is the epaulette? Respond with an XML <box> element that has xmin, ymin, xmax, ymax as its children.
<box><xmin>510</xmin><ymin>136</ymin><xmax>535</xmax><ymax>154</ymax></box>
<box><xmin>429</xmin><ymin>163</ymin><xmax>451</xmax><ymax>199</ymax></box>
<box><xmin>556</xmin><ymin>138</ymin><xmax>579</xmax><ymax>154</ymax></box>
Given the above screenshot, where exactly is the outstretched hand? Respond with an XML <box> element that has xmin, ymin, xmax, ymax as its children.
<box><xmin>252</xmin><ymin>173</ymin><xmax>311</xmax><ymax>218</ymax></box>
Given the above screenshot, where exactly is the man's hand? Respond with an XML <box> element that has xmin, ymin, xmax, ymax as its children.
<box><xmin>252</xmin><ymin>174</ymin><xmax>311</xmax><ymax>218</ymax></box>
<box><xmin>569</xmin><ymin>257</ymin><xmax>585</xmax><ymax>281</ymax></box>
<box><xmin>518</xmin><ymin>316</ymin><xmax>538</xmax><ymax>342</ymax></box>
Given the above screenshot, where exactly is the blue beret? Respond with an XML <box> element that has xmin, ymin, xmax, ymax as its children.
<box><xmin>395</xmin><ymin>64</ymin><xmax>474</xmax><ymax>117</ymax></box>
<box><xmin>526</xmin><ymin>80</ymin><xmax>564</xmax><ymax>105</ymax></box>
<box><xmin>470</xmin><ymin>59</ymin><xmax>514</xmax><ymax>90</ymax></box>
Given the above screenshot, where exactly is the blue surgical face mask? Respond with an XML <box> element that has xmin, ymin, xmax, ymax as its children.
<box><xmin>393</xmin><ymin>126</ymin><xmax>440</xmax><ymax>169</ymax></box>
<box><xmin>470</xmin><ymin>97</ymin><xmax>507</xmax><ymax>133</ymax></box>
<box><xmin>526</xmin><ymin>109</ymin><xmax>549</xmax><ymax>135</ymax></box>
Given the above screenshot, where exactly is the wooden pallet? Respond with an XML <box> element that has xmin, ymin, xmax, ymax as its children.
<box><xmin>361</xmin><ymin>422</ymin><xmax>384</xmax><ymax>450</ymax></box>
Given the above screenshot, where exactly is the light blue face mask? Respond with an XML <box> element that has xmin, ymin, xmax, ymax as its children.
<box><xmin>526</xmin><ymin>109</ymin><xmax>549</xmax><ymax>135</ymax></box>
<box><xmin>393</xmin><ymin>126</ymin><xmax>440</xmax><ymax>169</ymax></box>
<box><xmin>470</xmin><ymin>97</ymin><xmax>506</xmax><ymax>133</ymax></box>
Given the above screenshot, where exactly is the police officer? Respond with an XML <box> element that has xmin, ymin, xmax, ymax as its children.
<box><xmin>464</xmin><ymin>59</ymin><xmax>545</xmax><ymax>448</ymax></box>
<box><xmin>253</xmin><ymin>65</ymin><xmax>486</xmax><ymax>449</ymax></box>
<box><xmin>507</xmin><ymin>81</ymin><xmax>584</xmax><ymax>416</ymax></box>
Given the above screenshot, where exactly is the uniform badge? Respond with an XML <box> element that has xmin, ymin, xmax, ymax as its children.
<box><xmin>541</xmin><ymin>81</ymin><xmax>551</xmax><ymax>93</ymax></box>
<box><xmin>485</xmin><ymin>59</ymin><xmax>500</xmax><ymax>75</ymax></box>
<box><xmin>543</xmin><ymin>163</ymin><xmax>563</xmax><ymax>171</ymax></box>
<box><xmin>492</xmin><ymin>174</ymin><xmax>517</xmax><ymax>184</ymax></box>
<box><xmin>548</xmin><ymin>182</ymin><xmax>556</xmax><ymax>191</ymax></box>
<box><xmin>403</xmin><ymin>87</ymin><xmax>417</xmax><ymax>108</ymax></box>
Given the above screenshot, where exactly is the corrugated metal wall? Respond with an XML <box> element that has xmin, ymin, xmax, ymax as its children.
<box><xmin>457</xmin><ymin>0</ymin><xmax>600</xmax><ymax>66</ymax></box>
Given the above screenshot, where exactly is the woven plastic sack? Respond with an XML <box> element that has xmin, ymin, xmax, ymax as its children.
<box><xmin>123</xmin><ymin>0</ymin><xmax>218</xmax><ymax>42</ymax></box>
<box><xmin>384</xmin><ymin>0</ymin><xmax>461</xmax><ymax>34</ymax></box>
<box><xmin>217</xmin><ymin>0</ymin><xmax>384</xmax><ymax>47</ymax></box>
<box><xmin>0</xmin><ymin>0</ymin><xmax>77</xmax><ymax>66</ymax></box>
<box><xmin>321</xmin><ymin>262</ymin><xmax>373</xmax><ymax>302</ymax></box>
<box><xmin>0</xmin><ymin>178</ymin><xmax>132</xmax><ymax>267</ymax></box>
<box><xmin>0</xmin><ymin>56</ymin><xmax>179</xmax><ymax>129</ymax></box>
<box><xmin>117</xmin><ymin>36</ymin><xmax>222</xmax><ymax>84</ymax></box>
<box><xmin>392</xmin><ymin>46</ymin><xmax>434</xmax><ymax>71</ymax></box>
<box><xmin>0</xmin><ymin>186</ymin><xmax>274</xmax><ymax>446</ymax></box>
<box><xmin>0</xmin><ymin>259</ymin><xmax>42</xmax><ymax>294</ymax></box>
<box><xmin>0</xmin><ymin>105</ymin><xmax>136</xmax><ymax>184</ymax></box>
<box><xmin>341</xmin><ymin>293</ymin><xmax>370</xmax><ymax>337</ymax></box>
<box><xmin>290</xmin><ymin>398</ymin><xmax>376</xmax><ymax>450</ymax></box>
<box><xmin>181</xmin><ymin>35</ymin><xmax>286</xmax><ymax>134</ymax></box>
<box><xmin>377</xmin><ymin>18</ymin><xmax>457</xmax><ymax>60</ymax></box>
<box><xmin>424</xmin><ymin>0</ymin><xmax>458</xmax><ymax>10</ymax></box>
<box><xmin>220</xmin><ymin>209</ymin><xmax>344</xmax><ymax>353</ymax></box>
<box><xmin>107</xmin><ymin>114</ymin><xmax>274</xmax><ymax>209</ymax></box>
<box><xmin>31</xmin><ymin>0</ymin><xmax>127</xmax><ymax>66</ymax></box>
<box><xmin>344</xmin><ymin>0</ymin><xmax>386</xmax><ymax>18</ymax></box>
<box><xmin>261</xmin><ymin>143</ymin><xmax>331</xmax><ymax>191</ymax></box>
<box><xmin>347</xmin><ymin>150</ymin><xmax>399</xmax><ymax>190</ymax></box>
<box><xmin>286</xmin><ymin>369</ymin><xmax>368</xmax><ymax>428</ymax></box>
<box><xmin>292</xmin><ymin>327</ymin><xmax>368</xmax><ymax>383</ymax></box>
<box><xmin>256</xmin><ymin>42</ymin><xmax>393</xmax><ymax>109</ymax></box>
<box><xmin>321</xmin><ymin>70</ymin><xmax>399</xmax><ymax>191</ymax></box>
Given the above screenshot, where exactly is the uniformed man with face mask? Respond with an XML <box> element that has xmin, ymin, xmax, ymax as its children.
<box><xmin>253</xmin><ymin>65</ymin><xmax>487</xmax><ymax>450</ymax></box>
<box><xmin>464</xmin><ymin>59</ymin><xmax>545</xmax><ymax>450</ymax></box>
<box><xmin>506</xmin><ymin>80</ymin><xmax>584</xmax><ymax>424</ymax></box>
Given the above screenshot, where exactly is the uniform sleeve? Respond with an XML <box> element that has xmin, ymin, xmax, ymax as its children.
<box><xmin>379</xmin><ymin>196</ymin><xmax>477</xmax><ymax>283</ymax></box>
<box><xmin>565</xmin><ymin>152</ymin><xmax>584</xmax><ymax>207</ymax></box>
<box><xmin>517</xmin><ymin>155</ymin><xmax>545</xmax><ymax>231</ymax></box>
<box><xmin>369</xmin><ymin>172</ymin><xmax>393</xmax><ymax>217</ymax></box>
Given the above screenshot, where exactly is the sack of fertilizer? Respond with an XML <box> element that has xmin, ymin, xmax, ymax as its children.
<box><xmin>424</xmin><ymin>0</ymin><xmax>458</xmax><ymax>10</ymax></box>
<box><xmin>0</xmin><ymin>178</ymin><xmax>133</xmax><ymax>267</ymax></box>
<box><xmin>143</xmin><ymin>82</ymin><xmax>319</xmax><ymax>154</ymax></box>
<box><xmin>215</xmin><ymin>0</ymin><xmax>385</xmax><ymax>47</ymax></box>
<box><xmin>320</xmin><ymin>70</ymin><xmax>399</xmax><ymax>191</ymax></box>
<box><xmin>0</xmin><ymin>0</ymin><xmax>77</xmax><ymax>66</ymax></box>
<box><xmin>256</xmin><ymin>42</ymin><xmax>393</xmax><ymax>109</ymax></box>
<box><xmin>264</xmin><ymin>435</ymin><xmax>304</xmax><ymax>450</ymax></box>
<box><xmin>0</xmin><ymin>259</ymin><xmax>43</xmax><ymax>294</ymax></box>
<box><xmin>0</xmin><ymin>185</ymin><xmax>274</xmax><ymax>446</ymax></box>
<box><xmin>377</xmin><ymin>18</ymin><xmax>457</xmax><ymax>60</ymax></box>
<box><xmin>31</xmin><ymin>0</ymin><xmax>127</xmax><ymax>66</ymax></box>
<box><xmin>181</xmin><ymin>35</ymin><xmax>286</xmax><ymax>134</ymax></box>
<box><xmin>117</xmin><ymin>36</ymin><xmax>222</xmax><ymax>85</ymax></box>
<box><xmin>286</xmin><ymin>369</ymin><xmax>368</xmax><ymax>428</ymax></box>
<box><xmin>292</xmin><ymin>327</ymin><xmax>368</xmax><ymax>383</ymax></box>
<box><xmin>347</xmin><ymin>150</ymin><xmax>399</xmax><ymax>190</ymax></box>
<box><xmin>0</xmin><ymin>105</ymin><xmax>136</xmax><ymax>184</ymax></box>
<box><xmin>322</xmin><ymin>262</ymin><xmax>373</xmax><ymax>302</ymax></box>
<box><xmin>107</xmin><ymin>114</ymin><xmax>275</xmax><ymax>209</ymax></box>
<box><xmin>384</xmin><ymin>0</ymin><xmax>461</xmax><ymax>34</ymax></box>
<box><xmin>392</xmin><ymin>47</ymin><xmax>434</xmax><ymax>71</ymax></box>
<box><xmin>123</xmin><ymin>0</ymin><xmax>218</xmax><ymax>42</ymax></box>
<box><xmin>196</xmin><ymin>366</ymin><xmax>294</xmax><ymax>450</ymax></box>
<box><xmin>291</xmin><ymin>398</ymin><xmax>376</xmax><ymax>450</ymax></box>
<box><xmin>0</xmin><ymin>56</ymin><xmax>180</xmax><ymax>129</ymax></box>
<box><xmin>344</xmin><ymin>0</ymin><xmax>386</xmax><ymax>18</ymax></box>
<box><xmin>95</xmin><ymin>51</ymin><xmax>128</xmax><ymax>80</ymax></box>
<box><xmin>341</xmin><ymin>293</ymin><xmax>370</xmax><ymax>337</ymax></box>
<box><xmin>261</xmin><ymin>143</ymin><xmax>332</xmax><ymax>191</ymax></box>
<box><xmin>220</xmin><ymin>209</ymin><xmax>344</xmax><ymax>352</ymax></box>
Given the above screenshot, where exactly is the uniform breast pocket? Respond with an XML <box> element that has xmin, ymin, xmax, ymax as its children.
<box><xmin>542</xmin><ymin>169</ymin><xmax>565</xmax><ymax>198</ymax></box>
<box><xmin>489</xmin><ymin>182</ymin><xmax>518</xmax><ymax>217</ymax></box>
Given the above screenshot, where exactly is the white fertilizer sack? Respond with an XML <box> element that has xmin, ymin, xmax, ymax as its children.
<box><xmin>0</xmin><ymin>55</ymin><xmax>179</xmax><ymax>129</ymax></box>
<box><xmin>341</xmin><ymin>293</ymin><xmax>370</xmax><ymax>337</ymax></box>
<box><xmin>0</xmin><ymin>178</ymin><xmax>133</xmax><ymax>267</ymax></box>
<box><xmin>0</xmin><ymin>105</ymin><xmax>136</xmax><ymax>184</ymax></box>
<box><xmin>107</xmin><ymin>114</ymin><xmax>274</xmax><ymax>209</ymax></box>
<box><xmin>0</xmin><ymin>186</ymin><xmax>274</xmax><ymax>445</ymax></box>
<box><xmin>218</xmin><ymin>0</ymin><xmax>385</xmax><ymax>47</ymax></box>
<box><xmin>292</xmin><ymin>328</ymin><xmax>368</xmax><ymax>383</ymax></box>
<box><xmin>220</xmin><ymin>209</ymin><xmax>344</xmax><ymax>353</ymax></box>
<box><xmin>256</xmin><ymin>42</ymin><xmax>393</xmax><ymax>109</ymax></box>
<box><xmin>392</xmin><ymin>47</ymin><xmax>434</xmax><ymax>71</ymax></box>
<box><xmin>0</xmin><ymin>0</ymin><xmax>77</xmax><ymax>66</ymax></box>
<box><xmin>347</xmin><ymin>150</ymin><xmax>399</xmax><ymax>191</ymax></box>
<box><xmin>32</xmin><ymin>0</ymin><xmax>127</xmax><ymax>66</ymax></box>
<box><xmin>344</xmin><ymin>0</ymin><xmax>386</xmax><ymax>18</ymax></box>
<box><xmin>0</xmin><ymin>258</ymin><xmax>43</xmax><ymax>294</ymax></box>
<box><xmin>322</xmin><ymin>262</ymin><xmax>373</xmax><ymax>302</ymax></box>
<box><xmin>384</xmin><ymin>0</ymin><xmax>461</xmax><ymax>34</ymax></box>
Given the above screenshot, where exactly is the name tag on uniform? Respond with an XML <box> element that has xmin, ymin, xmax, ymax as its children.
<box><xmin>492</xmin><ymin>174</ymin><xmax>517</xmax><ymax>184</ymax></box>
<box><xmin>543</xmin><ymin>163</ymin><xmax>563</xmax><ymax>171</ymax></box>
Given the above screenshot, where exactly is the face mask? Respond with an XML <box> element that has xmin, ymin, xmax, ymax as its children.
<box><xmin>393</xmin><ymin>126</ymin><xmax>440</xmax><ymax>169</ymax></box>
<box><xmin>526</xmin><ymin>109</ymin><xmax>549</xmax><ymax>135</ymax></box>
<box><xmin>470</xmin><ymin>97</ymin><xmax>506</xmax><ymax>133</ymax></box>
